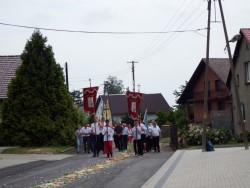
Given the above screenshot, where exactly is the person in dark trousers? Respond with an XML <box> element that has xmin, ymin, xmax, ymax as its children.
<box><xmin>150</xmin><ymin>120</ymin><xmax>161</xmax><ymax>153</ymax></box>
<box><xmin>122</xmin><ymin>123</ymin><xmax>128</xmax><ymax>150</ymax></box>
<box><xmin>114</xmin><ymin>121</ymin><xmax>123</xmax><ymax>151</ymax></box>
<box><xmin>90</xmin><ymin>118</ymin><xmax>101</xmax><ymax>157</ymax></box>
<box><xmin>82</xmin><ymin>123</ymin><xmax>91</xmax><ymax>153</ymax></box>
<box><xmin>132</xmin><ymin>119</ymin><xmax>143</xmax><ymax>156</ymax></box>
<box><xmin>146</xmin><ymin>123</ymin><xmax>153</xmax><ymax>152</ymax></box>
<box><xmin>99</xmin><ymin>117</ymin><xmax>106</xmax><ymax>152</ymax></box>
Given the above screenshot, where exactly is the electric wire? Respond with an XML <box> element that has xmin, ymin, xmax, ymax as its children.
<box><xmin>69</xmin><ymin>69</ymin><xmax>130</xmax><ymax>82</ymax></box>
<box><xmin>133</xmin><ymin>0</ymin><xmax>188</xmax><ymax>61</ymax></box>
<box><xmin>0</xmin><ymin>22</ymin><xmax>206</xmax><ymax>35</ymax></box>
<box><xmin>137</xmin><ymin>0</ymin><xmax>206</xmax><ymax>62</ymax></box>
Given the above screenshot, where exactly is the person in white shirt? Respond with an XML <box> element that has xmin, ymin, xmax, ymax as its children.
<box><xmin>139</xmin><ymin>122</ymin><xmax>147</xmax><ymax>153</ymax></box>
<box><xmin>102</xmin><ymin>119</ymin><xmax>114</xmax><ymax>158</ymax></box>
<box><xmin>122</xmin><ymin>123</ymin><xmax>129</xmax><ymax>150</ymax></box>
<box><xmin>99</xmin><ymin>117</ymin><xmax>106</xmax><ymax>152</ymax></box>
<box><xmin>132</xmin><ymin>120</ymin><xmax>143</xmax><ymax>156</ymax></box>
<box><xmin>90</xmin><ymin>118</ymin><xmax>101</xmax><ymax>157</ymax></box>
<box><xmin>150</xmin><ymin>120</ymin><xmax>161</xmax><ymax>153</ymax></box>
<box><xmin>81</xmin><ymin>123</ymin><xmax>91</xmax><ymax>153</ymax></box>
<box><xmin>75</xmin><ymin>125</ymin><xmax>83</xmax><ymax>154</ymax></box>
<box><xmin>147</xmin><ymin>122</ymin><xmax>153</xmax><ymax>152</ymax></box>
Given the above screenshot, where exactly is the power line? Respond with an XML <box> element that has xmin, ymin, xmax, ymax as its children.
<box><xmin>133</xmin><ymin>0</ymin><xmax>188</xmax><ymax>60</ymax></box>
<box><xmin>0</xmin><ymin>22</ymin><xmax>206</xmax><ymax>35</ymax></box>
<box><xmin>69</xmin><ymin>70</ymin><xmax>131</xmax><ymax>82</ymax></box>
<box><xmin>137</xmin><ymin>0</ymin><xmax>206</xmax><ymax>62</ymax></box>
<box><xmin>69</xmin><ymin>68</ymin><xmax>130</xmax><ymax>80</ymax></box>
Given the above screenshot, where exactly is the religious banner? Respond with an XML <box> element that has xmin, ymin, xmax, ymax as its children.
<box><xmin>102</xmin><ymin>99</ymin><xmax>112</xmax><ymax>125</ymax></box>
<box><xmin>83</xmin><ymin>86</ymin><xmax>99</xmax><ymax>114</ymax></box>
<box><xmin>126</xmin><ymin>91</ymin><xmax>143</xmax><ymax>120</ymax></box>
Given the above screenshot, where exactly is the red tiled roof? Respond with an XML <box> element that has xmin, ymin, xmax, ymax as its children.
<box><xmin>0</xmin><ymin>56</ymin><xmax>22</xmax><ymax>99</ymax></box>
<box><xmin>98</xmin><ymin>93</ymin><xmax>171</xmax><ymax>115</ymax></box>
<box><xmin>241</xmin><ymin>28</ymin><xmax>250</xmax><ymax>45</ymax></box>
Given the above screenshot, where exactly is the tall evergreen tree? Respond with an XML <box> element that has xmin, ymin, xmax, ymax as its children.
<box><xmin>0</xmin><ymin>30</ymin><xmax>78</xmax><ymax>146</ymax></box>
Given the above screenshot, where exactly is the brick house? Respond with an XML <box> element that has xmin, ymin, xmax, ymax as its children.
<box><xmin>0</xmin><ymin>56</ymin><xmax>22</xmax><ymax>122</ymax></box>
<box><xmin>178</xmin><ymin>58</ymin><xmax>232</xmax><ymax>128</ymax></box>
<box><xmin>227</xmin><ymin>28</ymin><xmax>250</xmax><ymax>133</ymax></box>
<box><xmin>95</xmin><ymin>93</ymin><xmax>171</xmax><ymax>122</ymax></box>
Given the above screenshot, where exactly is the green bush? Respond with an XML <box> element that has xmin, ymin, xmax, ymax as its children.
<box><xmin>236</xmin><ymin>131</ymin><xmax>250</xmax><ymax>143</ymax></box>
<box><xmin>179</xmin><ymin>124</ymin><xmax>232</xmax><ymax>146</ymax></box>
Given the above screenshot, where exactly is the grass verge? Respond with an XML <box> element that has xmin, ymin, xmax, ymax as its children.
<box><xmin>1</xmin><ymin>146</ymin><xmax>72</xmax><ymax>154</ymax></box>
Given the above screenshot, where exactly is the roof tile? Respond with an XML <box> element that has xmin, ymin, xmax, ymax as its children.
<box><xmin>0</xmin><ymin>56</ymin><xmax>22</xmax><ymax>99</ymax></box>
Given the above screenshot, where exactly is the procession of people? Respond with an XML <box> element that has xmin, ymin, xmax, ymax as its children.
<box><xmin>75</xmin><ymin>117</ymin><xmax>161</xmax><ymax>158</ymax></box>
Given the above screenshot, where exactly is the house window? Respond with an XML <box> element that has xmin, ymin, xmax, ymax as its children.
<box><xmin>203</xmin><ymin>81</ymin><xmax>210</xmax><ymax>90</ymax></box>
<box><xmin>208</xmin><ymin>102</ymin><xmax>212</xmax><ymax>112</ymax></box>
<box><xmin>241</xmin><ymin>103</ymin><xmax>246</xmax><ymax>121</ymax></box>
<box><xmin>215</xmin><ymin>80</ymin><xmax>223</xmax><ymax>91</ymax></box>
<box><xmin>246</xmin><ymin>62</ymin><xmax>250</xmax><ymax>83</ymax></box>
<box><xmin>218</xmin><ymin>101</ymin><xmax>225</xmax><ymax>111</ymax></box>
<box><xmin>237</xmin><ymin>74</ymin><xmax>240</xmax><ymax>86</ymax></box>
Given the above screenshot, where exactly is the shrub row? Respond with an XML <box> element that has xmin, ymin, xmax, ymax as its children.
<box><xmin>179</xmin><ymin>125</ymin><xmax>232</xmax><ymax>147</ymax></box>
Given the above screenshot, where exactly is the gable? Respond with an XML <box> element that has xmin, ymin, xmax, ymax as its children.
<box><xmin>227</xmin><ymin>28</ymin><xmax>250</xmax><ymax>87</ymax></box>
<box><xmin>0</xmin><ymin>56</ymin><xmax>22</xmax><ymax>99</ymax></box>
<box><xmin>178</xmin><ymin>58</ymin><xmax>229</xmax><ymax>104</ymax></box>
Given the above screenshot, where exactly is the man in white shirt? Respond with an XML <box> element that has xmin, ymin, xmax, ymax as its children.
<box><xmin>150</xmin><ymin>120</ymin><xmax>161</xmax><ymax>153</ymax></box>
<box><xmin>99</xmin><ymin>117</ymin><xmax>106</xmax><ymax>152</ymax></box>
<box><xmin>90</xmin><ymin>118</ymin><xmax>101</xmax><ymax>157</ymax></box>
<box><xmin>139</xmin><ymin>122</ymin><xmax>147</xmax><ymax>153</ymax></box>
<box><xmin>132</xmin><ymin>120</ymin><xmax>143</xmax><ymax>156</ymax></box>
<box><xmin>122</xmin><ymin>123</ymin><xmax>129</xmax><ymax>150</ymax></box>
<box><xmin>81</xmin><ymin>123</ymin><xmax>91</xmax><ymax>153</ymax></box>
<box><xmin>147</xmin><ymin>122</ymin><xmax>153</xmax><ymax>152</ymax></box>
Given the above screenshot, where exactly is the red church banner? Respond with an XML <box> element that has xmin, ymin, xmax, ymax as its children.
<box><xmin>126</xmin><ymin>91</ymin><xmax>143</xmax><ymax>120</ymax></box>
<box><xmin>83</xmin><ymin>86</ymin><xmax>99</xmax><ymax>114</ymax></box>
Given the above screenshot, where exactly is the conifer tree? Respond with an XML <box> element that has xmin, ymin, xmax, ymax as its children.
<box><xmin>0</xmin><ymin>30</ymin><xmax>78</xmax><ymax>146</ymax></box>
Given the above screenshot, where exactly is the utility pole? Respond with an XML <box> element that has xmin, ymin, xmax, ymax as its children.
<box><xmin>128</xmin><ymin>61</ymin><xmax>138</xmax><ymax>92</ymax></box>
<box><xmin>65</xmin><ymin>62</ymin><xmax>69</xmax><ymax>92</ymax></box>
<box><xmin>218</xmin><ymin>0</ymin><xmax>249</xmax><ymax>149</ymax></box>
<box><xmin>89</xmin><ymin>78</ymin><xmax>91</xmax><ymax>87</ymax></box>
<box><xmin>202</xmin><ymin>0</ymin><xmax>212</xmax><ymax>152</ymax></box>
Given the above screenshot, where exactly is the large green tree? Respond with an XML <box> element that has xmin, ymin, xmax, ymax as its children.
<box><xmin>0</xmin><ymin>30</ymin><xmax>78</xmax><ymax>146</ymax></box>
<box><xmin>103</xmin><ymin>76</ymin><xmax>124</xmax><ymax>94</ymax></box>
<box><xmin>156</xmin><ymin>81</ymin><xmax>189</xmax><ymax>129</ymax></box>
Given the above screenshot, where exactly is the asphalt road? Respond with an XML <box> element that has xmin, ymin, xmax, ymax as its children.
<box><xmin>0</xmin><ymin>149</ymin><xmax>173</xmax><ymax>188</ymax></box>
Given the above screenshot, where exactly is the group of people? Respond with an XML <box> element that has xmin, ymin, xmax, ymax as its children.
<box><xmin>75</xmin><ymin>117</ymin><xmax>161</xmax><ymax>158</ymax></box>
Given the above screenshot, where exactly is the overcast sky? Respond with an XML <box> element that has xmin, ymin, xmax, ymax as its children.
<box><xmin>1</xmin><ymin>0</ymin><xmax>250</xmax><ymax>106</ymax></box>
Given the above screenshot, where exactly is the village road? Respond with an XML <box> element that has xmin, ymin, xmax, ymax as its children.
<box><xmin>0</xmin><ymin>149</ymin><xmax>173</xmax><ymax>188</ymax></box>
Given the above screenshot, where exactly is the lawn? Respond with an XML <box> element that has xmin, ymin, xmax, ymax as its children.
<box><xmin>1</xmin><ymin>146</ymin><xmax>72</xmax><ymax>154</ymax></box>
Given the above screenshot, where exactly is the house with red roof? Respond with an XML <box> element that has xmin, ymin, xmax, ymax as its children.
<box><xmin>0</xmin><ymin>56</ymin><xmax>22</xmax><ymax>122</ymax></box>
<box><xmin>227</xmin><ymin>28</ymin><xmax>250</xmax><ymax>133</ymax></box>
<box><xmin>178</xmin><ymin>58</ymin><xmax>232</xmax><ymax>129</ymax></box>
<box><xmin>95</xmin><ymin>93</ymin><xmax>171</xmax><ymax>122</ymax></box>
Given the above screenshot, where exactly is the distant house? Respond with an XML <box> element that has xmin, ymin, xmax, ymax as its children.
<box><xmin>227</xmin><ymin>28</ymin><xmax>250</xmax><ymax>133</ymax></box>
<box><xmin>178</xmin><ymin>58</ymin><xmax>232</xmax><ymax>128</ymax></box>
<box><xmin>0</xmin><ymin>56</ymin><xmax>22</xmax><ymax>122</ymax></box>
<box><xmin>95</xmin><ymin>93</ymin><xmax>171</xmax><ymax>122</ymax></box>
